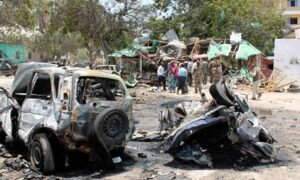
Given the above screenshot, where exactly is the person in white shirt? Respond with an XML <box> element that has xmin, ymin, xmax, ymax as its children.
<box><xmin>187</xmin><ymin>58</ymin><xmax>193</xmax><ymax>87</ymax></box>
<box><xmin>157</xmin><ymin>63</ymin><xmax>166</xmax><ymax>90</ymax></box>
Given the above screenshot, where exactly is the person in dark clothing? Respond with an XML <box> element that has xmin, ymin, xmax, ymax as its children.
<box><xmin>201</xmin><ymin>59</ymin><xmax>208</xmax><ymax>84</ymax></box>
<box><xmin>157</xmin><ymin>63</ymin><xmax>166</xmax><ymax>90</ymax></box>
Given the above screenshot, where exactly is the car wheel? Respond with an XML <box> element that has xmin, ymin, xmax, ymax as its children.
<box><xmin>94</xmin><ymin>108</ymin><xmax>129</xmax><ymax>147</ymax></box>
<box><xmin>29</xmin><ymin>133</ymin><xmax>55</xmax><ymax>173</ymax></box>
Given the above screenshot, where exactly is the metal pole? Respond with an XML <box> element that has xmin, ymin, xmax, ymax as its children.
<box><xmin>139</xmin><ymin>55</ymin><xmax>143</xmax><ymax>76</ymax></box>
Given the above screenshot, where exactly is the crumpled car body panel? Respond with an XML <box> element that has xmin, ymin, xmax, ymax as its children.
<box><xmin>0</xmin><ymin>63</ymin><xmax>134</xmax><ymax>155</ymax></box>
<box><xmin>162</xmin><ymin>80</ymin><xmax>277</xmax><ymax>166</ymax></box>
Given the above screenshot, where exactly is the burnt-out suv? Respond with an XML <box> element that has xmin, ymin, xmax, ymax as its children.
<box><xmin>0</xmin><ymin>63</ymin><xmax>134</xmax><ymax>173</ymax></box>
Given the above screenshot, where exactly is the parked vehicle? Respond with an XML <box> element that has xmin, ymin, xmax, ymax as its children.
<box><xmin>0</xmin><ymin>59</ymin><xmax>14</xmax><ymax>76</ymax></box>
<box><xmin>0</xmin><ymin>62</ymin><xmax>134</xmax><ymax>173</ymax></box>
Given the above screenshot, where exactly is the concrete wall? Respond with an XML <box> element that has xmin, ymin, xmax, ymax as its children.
<box><xmin>0</xmin><ymin>42</ymin><xmax>25</xmax><ymax>64</ymax></box>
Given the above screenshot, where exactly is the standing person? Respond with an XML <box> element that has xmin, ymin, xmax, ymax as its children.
<box><xmin>213</xmin><ymin>64</ymin><xmax>223</xmax><ymax>83</ymax></box>
<box><xmin>201</xmin><ymin>59</ymin><xmax>208</xmax><ymax>84</ymax></box>
<box><xmin>157</xmin><ymin>63</ymin><xmax>166</xmax><ymax>91</ymax></box>
<box><xmin>168</xmin><ymin>61</ymin><xmax>178</xmax><ymax>93</ymax></box>
<box><xmin>250</xmin><ymin>65</ymin><xmax>264</xmax><ymax>100</ymax></box>
<box><xmin>209</xmin><ymin>60</ymin><xmax>216</xmax><ymax>84</ymax></box>
<box><xmin>177</xmin><ymin>63</ymin><xmax>187</xmax><ymax>94</ymax></box>
<box><xmin>192</xmin><ymin>60</ymin><xmax>203</xmax><ymax>94</ymax></box>
<box><xmin>187</xmin><ymin>58</ymin><xmax>193</xmax><ymax>87</ymax></box>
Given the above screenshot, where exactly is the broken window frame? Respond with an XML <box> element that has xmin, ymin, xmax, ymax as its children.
<box><xmin>76</xmin><ymin>76</ymin><xmax>125</xmax><ymax>104</ymax></box>
<box><xmin>53</xmin><ymin>73</ymin><xmax>64</xmax><ymax>100</ymax></box>
<box><xmin>28</xmin><ymin>72</ymin><xmax>52</xmax><ymax>101</ymax></box>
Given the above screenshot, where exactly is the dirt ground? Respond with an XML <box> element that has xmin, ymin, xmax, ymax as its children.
<box><xmin>0</xmin><ymin>75</ymin><xmax>300</xmax><ymax>180</ymax></box>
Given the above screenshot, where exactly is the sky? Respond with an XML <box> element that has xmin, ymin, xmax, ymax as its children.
<box><xmin>140</xmin><ymin>0</ymin><xmax>154</xmax><ymax>5</ymax></box>
<box><xmin>100</xmin><ymin>0</ymin><xmax>154</xmax><ymax>9</ymax></box>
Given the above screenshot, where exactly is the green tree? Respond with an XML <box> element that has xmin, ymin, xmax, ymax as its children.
<box><xmin>48</xmin><ymin>0</ymin><xmax>132</xmax><ymax>64</ymax></box>
<box><xmin>153</xmin><ymin>0</ymin><xmax>287</xmax><ymax>53</ymax></box>
<box><xmin>0</xmin><ymin>0</ymin><xmax>36</xmax><ymax>29</ymax></box>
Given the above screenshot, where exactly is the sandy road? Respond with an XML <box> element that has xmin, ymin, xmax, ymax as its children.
<box><xmin>0</xmin><ymin>76</ymin><xmax>300</xmax><ymax>179</ymax></box>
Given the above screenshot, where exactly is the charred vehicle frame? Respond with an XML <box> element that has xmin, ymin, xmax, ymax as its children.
<box><xmin>162</xmin><ymin>79</ymin><xmax>277</xmax><ymax>166</ymax></box>
<box><xmin>0</xmin><ymin>63</ymin><xmax>134</xmax><ymax>173</ymax></box>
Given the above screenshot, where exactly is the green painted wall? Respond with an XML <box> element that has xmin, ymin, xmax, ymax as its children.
<box><xmin>0</xmin><ymin>42</ymin><xmax>25</xmax><ymax>64</ymax></box>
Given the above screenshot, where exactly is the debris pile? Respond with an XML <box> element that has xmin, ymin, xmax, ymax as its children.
<box><xmin>162</xmin><ymin>79</ymin><xmax>277</xmax><ymax>166</ymax></box>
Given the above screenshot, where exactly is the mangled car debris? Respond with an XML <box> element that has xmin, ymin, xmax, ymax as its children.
<box><xmin>162</xmin><ymin>79</ymin><xmax>277</xmax><ymax>166</ymax></box>
<box><xmin>0</xmin><ymin>62</ymin><xmax>134</xmax><ymax>173</ymax></box>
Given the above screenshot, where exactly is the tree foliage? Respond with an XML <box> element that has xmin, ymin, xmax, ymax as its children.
<box><xmin>0</xmin><ymin>0</ymin><xmax>36</xmax><ymax>29</ymax></box>
<box><xmin>153</xmin><ymin>0</ymin><xmax>287</xmax><ymax>53</ymax></box>
<box><xmin>47</xmin><ymin>0</ymin><xmax>134</xmax><ymax>63</ymax></box>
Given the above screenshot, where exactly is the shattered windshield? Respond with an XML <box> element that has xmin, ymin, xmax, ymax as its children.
<box><xmin>76</xmin><ymin>77</ymin><xmax>124</xmax><ymax>104</ymax></box>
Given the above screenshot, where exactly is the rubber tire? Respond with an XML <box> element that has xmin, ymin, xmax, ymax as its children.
<box><xmin>209</xmin><ymin>80</ymin><xmax>235</xmax><ymax>107</ymax></box>
<box><xmin>29</xmin><ymin>133</ymin><xmax>55</xmax><ymax>173</ymax></box>
<box><xmin>94</xmin><ymin>108</ymin><xmax>129</xmax><ymax>147</ymax></box>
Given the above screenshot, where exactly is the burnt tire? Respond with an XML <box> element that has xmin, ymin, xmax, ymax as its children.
<box><xmin>209</xmin><ymin>80</ymin><xmax>235</xmax><ymax>107</ymax></box>
<box><xmin>94</xmin><ymin>108</ymin><xmax>129</xmax><ymax>148</ymax></box>
<box><xmin>29</xmin><ymin>133</ymin><xmax>55</xmax><ymax>173</ymax></box>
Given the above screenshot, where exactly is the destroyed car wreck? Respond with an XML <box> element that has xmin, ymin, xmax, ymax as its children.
<box><xmin>0</xmin><ymin>63</ymin><xmax>134</xmax><ymax>173</ymax></box>
<box><xmin>162</xmin><ymin>79</ymin><xmax>277</xmax><ymax>166</ymax></box>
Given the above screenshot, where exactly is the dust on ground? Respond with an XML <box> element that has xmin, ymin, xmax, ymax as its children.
<box><xmin>0</xmin><ymin>75</ymin><xmax>300</xmax><ymax>180</ymax></box>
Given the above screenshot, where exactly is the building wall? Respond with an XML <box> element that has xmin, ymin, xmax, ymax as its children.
<box><xmin>0</xmin><ymin>42</ymin><xmax>25</xmax><ymax>64</ymax></box>
<box><xmin>278</xmin><ymin>0</ymin><xmax>300</xmax><ymax>28</ymax></box>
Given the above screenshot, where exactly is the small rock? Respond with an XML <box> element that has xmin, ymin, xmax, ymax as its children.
<box><xmin>290</xmin><ymin>125</ymin><xmax>296</xmax><ymax>128</ymax></box>
<box><xmin>0</xmin><ymin>158</ymin><xmax>5</xmax><ymax>169</ymax></box>
<box><xmin>130</xmin><ymin>92</ymin><xmax>137</xmax><ymax>97</ymax></box>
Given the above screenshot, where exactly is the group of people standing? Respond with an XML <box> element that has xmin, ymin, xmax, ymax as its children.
<box><xmin>157</xmin><ymin>58</ymin><xmax>211</xmax><ymax>95</ymax></box>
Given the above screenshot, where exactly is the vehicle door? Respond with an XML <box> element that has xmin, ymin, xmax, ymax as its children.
<box><xmin>0</xmin><ymin>87</ymin><xmax>12</xmax><ymax>128</ymax></box>
<box><xmin>18</xmin><ymin>72</ymin><xmax>57</xmax><ymax>142</ymax></box>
